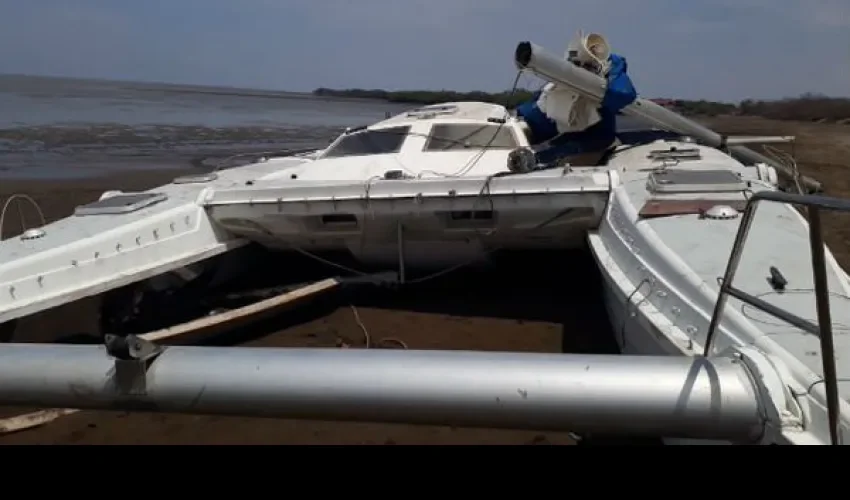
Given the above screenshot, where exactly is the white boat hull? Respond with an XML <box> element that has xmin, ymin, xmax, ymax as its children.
<box><xmin>586</xmin><ymin>134</ymin><xmax>850</xmax><ymax>445</ymax></box>
<box><xmin>590</xmin><ymin>240</ymin><xmax>734</xmax><ymax>445</ymax></box>
<box><xmin>591</xmin><ymin>232</ymin><xmax>679</xmax><ymax>357</ymax></box>
<box><xmin>206</xmin><ymin>168</ymin><xmax>612</xmax><ymax>268</ymax></box>
<box><xmin>0</xmin><ymin>157</ymin><xmax>313</xmax><ymax>328</ymax></box>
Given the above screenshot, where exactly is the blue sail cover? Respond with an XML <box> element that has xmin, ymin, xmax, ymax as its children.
<box><xmin>516</xmin><ymin>53</ymin><xmax>638</xmax><ymax>165</ymax></box>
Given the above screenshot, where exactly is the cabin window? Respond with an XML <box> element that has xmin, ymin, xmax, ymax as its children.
<box><xmin>423</xmin><ymin>124</ymin><xmax>518</xmax><ymax>151</ymax></box>
<box><xmin>322</xmin><ymin>126</ymin><xmax>411</xmax><ymax>158</ymax></box>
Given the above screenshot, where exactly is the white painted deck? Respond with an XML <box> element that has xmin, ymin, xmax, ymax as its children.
<box><xmin>0</xmin><ymin>156</ymin><xmax>311</xmax><ymax>323</ymax></box>
<box><xmin>588</xmin><ymin>137</ymin><xmax>850</xmax><ymax>444</ymax></box>
<box><xmin>0</xmin><ymin>158</ymin><xmax>304</xmax><ymax>261</ymax></box>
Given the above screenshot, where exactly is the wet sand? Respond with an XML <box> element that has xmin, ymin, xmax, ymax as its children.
<box><xmin>1</xmin><ymin>116</ymin><xmax>849</xmax><ymax>445</ymax></box>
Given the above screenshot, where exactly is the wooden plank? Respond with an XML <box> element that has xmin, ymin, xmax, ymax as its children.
<box><xmin>0</xmin><ymin>409</ymin><xmax>80</xmax><ymax>435</ymax></box>
<box><xmin>142</xmin><ymin>277</ymin><xmax>340</xmax><ymax>343</ymax></box>
<box><xmin>639</xmin><ymin>198</ymin><xmax>748</xmax><ymax>219</ymax></box>
<box><xmin>0</xmin><ymin>278</ymin><xmax>340</xmax><ymax>435</ymax></box>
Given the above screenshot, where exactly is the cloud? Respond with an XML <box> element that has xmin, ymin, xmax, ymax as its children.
<box><xmin>0</xmin><ymin>0</ymin><xmax>846</xmax><ymax>101</ymax></box>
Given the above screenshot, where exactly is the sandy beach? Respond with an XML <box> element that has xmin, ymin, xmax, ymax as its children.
<box><xmin>0</xmin><ymin>116</ymin><xmax>848</xmax><ymax>444</ymax></box>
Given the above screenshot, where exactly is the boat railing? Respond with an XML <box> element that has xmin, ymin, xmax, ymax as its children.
<box><xmin>704</xmin><ymin>190</ymin><xmax>850</xmax><ymax>445</ymax></box>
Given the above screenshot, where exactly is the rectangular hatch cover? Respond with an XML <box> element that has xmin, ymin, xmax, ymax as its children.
<box><xmin>647</xmin><ymin>168</ymin><xmax>747</xmax><ymax>194</ymax></box>
<box><xmin>75</xmin><ymin>192</ymin><xmax>167</xmax><ymax>216</ymax></box>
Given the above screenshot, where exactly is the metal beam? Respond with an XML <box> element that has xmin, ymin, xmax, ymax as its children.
<box><xmin>0</xmin><ymin>342</ymin><xmax>765</xmax><ymax>442</ymax></box>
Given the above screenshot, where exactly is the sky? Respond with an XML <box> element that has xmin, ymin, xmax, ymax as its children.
<box><xmin>0</xmin><ymin>0</ymin><xmax>847</xmax><ymax>102</ymax></box>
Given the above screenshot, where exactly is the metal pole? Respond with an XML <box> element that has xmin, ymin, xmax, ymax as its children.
<box><xmin>513</xmin><ymin>41</ymin><xmax>822</xmax><ymax>193</ymax></box>
<box><xmin>807</xmin><ymin>207</ymin><xmax>841</xmax><ymax>445</ymax></box>
<box><xmin>704</xmin><ymin>197</ymin><xmax>762</xmax><ymax>355</ymax></box>
<box><xmin>0</xmin><ymin>343</ymin><xmax>765</xmax><ymax>441</ymax></box>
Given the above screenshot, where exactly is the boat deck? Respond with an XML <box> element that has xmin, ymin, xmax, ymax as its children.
<box><xmin>0</xmin><ymin>158</ymin><xmax>300</xmax><ymax>261</ymax></box>
<box><xmin>604</xmin><ymin>140</ymin><xmax>850</xmax><ymax>400</ymax></box>
<box><xmin>0</xmin><ymin>157</ymin><xmax>309</xmax><ymax>323</ymax></box>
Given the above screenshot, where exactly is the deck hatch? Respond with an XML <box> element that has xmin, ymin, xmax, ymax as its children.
<box><xmin>75</xmin><ymin>192</ymin><xmax>168</xmax><ymax>216</ymax></box>
<box><xmin>647</xmin><ymin>169</ymin><xmax>746</xmax><ymax>194</ymax></box>
<box><xmin>647</xmin><ymin>147</ymin><xmax>702</xmax><ymax>161</ymax></box>
<box><xmin>173</xmin><ymin>173</ymin><xmax>219</xmax><ymax>184</ymax></box>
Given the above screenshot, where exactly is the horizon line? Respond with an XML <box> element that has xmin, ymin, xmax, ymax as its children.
<box><xmin>2</xmin><ymin>71</ymin><xmax>847</xmax><ymax>105</ymax></box>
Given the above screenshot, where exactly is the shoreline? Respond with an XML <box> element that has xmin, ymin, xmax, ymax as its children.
<box><xmin>0</xmin><ymin>167</ymin><xmax>196</xmax><ymax>189</ymax></box>
<box><xmin>313</xmin><ymin>88</ymin><xmax>850</xmax><ymax>124</ymax></box>
<box><xmin>0</xmin><ymin>164</ymin><xmax>197</xmax><ymax>183</ymax></box>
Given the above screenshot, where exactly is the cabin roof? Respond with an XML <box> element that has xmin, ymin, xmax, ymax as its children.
<box><xmin>373</xmin><ymin>101</ymin><xmax>511</xmax><ymax>129</ymax></box>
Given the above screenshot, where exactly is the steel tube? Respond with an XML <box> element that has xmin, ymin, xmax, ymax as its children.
<box><xmin>0</xmin><ymin>343</ymin><xmax>764</xmax><ymax>441</ymax></box>
<box><xmin>808</xmin><ymin>207</ymin><xmax>842</xmax><ymax>445</ymax></box>
<box><xmin>513</xmin><ymin>41</ymin><xmax>822</xmax><ymax>193</ymax></box>
<box><xmin>705</xmin><ymin>196</ymin><xmax>761</xmax><ymax>355</ymax></box>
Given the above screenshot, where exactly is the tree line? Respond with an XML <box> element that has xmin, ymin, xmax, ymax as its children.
<box><xmin>313</xmin><ymin>88</ymin><xmax>850</xmax><ymax>123</ymax></box>
<box><xmin>312</xmin><ymin>87</ymin><xmax>535</xmax><ymax>109</ymax></box>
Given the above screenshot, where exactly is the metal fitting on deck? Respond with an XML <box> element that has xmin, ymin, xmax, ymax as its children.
<box><xmin>104</xmin><ymin>334</ymin><xmax>165</xmax><ymax>396</ymax></box>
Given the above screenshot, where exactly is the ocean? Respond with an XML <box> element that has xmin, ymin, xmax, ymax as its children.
<box><xmin>0</xmin><ymin>74</ymin><xmax>411</xmax><ymax>180</ymax></box>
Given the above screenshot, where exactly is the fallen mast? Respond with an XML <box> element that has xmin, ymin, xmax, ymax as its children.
<box><xmin>0</xmin><ymin>337</ymin><xmax>766</xmax><ymax>442</ymax></box>
<box><xmin>513</xmin><ymin>40</ymin><xmax>822</xmax><ymax>193</ymax></box>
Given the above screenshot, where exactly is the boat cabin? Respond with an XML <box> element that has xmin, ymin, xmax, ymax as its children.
<box><xmin>280</xmin><ymin>102</ymin><xmax>530</xmax><ymax>181</ymax></box>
